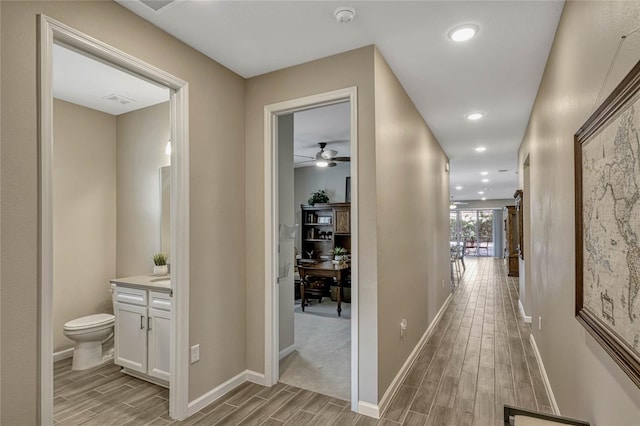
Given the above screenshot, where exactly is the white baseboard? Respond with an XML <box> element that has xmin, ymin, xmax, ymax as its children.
<box><xmin>279</xmin><ymin>344</ymin><xmax>297</xmax><ymax>360</ymax></box>
<box><xmin>53</xmin><ymin>347</ymin><xmax>74</xmax><ymax>362</ymax></box>
<box><xmin>358</xmin><ymin>401</ymin><xmax>380</xmax><ymax>418</ymax></box>
<box><xmin>518</xmin><ymin>300</ymin><xmax>532</xmax><ymax>323</ymax></box>
<box><xmin>529</xmin><ymin>334</ymin><xmax>560</xmax><ymax>415</ymax></box>
<box><xmin>187</xmin><ymin>370</ymin><xmax>267</xmax><ymax>416</ymax></box>
<box><xmin>362</xmin><ymin>293</ymin><xmax>453</xmax><ymax>419</ymax></box>
<box><xmin>245</xmin><ymin>370</ymin><xmax>266</xmax><ymax>386</ymax></box>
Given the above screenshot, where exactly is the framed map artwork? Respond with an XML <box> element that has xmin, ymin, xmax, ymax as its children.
<box><xmin>575</xmin><ymin>60</ymin><xmax>640</xmax><ymax>388</ymax></box>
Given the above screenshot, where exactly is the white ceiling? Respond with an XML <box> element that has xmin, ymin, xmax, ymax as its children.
<box><xmin>115</xmin><ymin>0</ymin><xmax>564</xmax><ymax>200</ymax></box>
<box><xmin>53</xmin><ymin>43</ymin><xmax>169</xmax><ymax>115</ymax></box>
<box><xmin>293</xmin><ymin>102</ymin><xmax>350</xmax><ymax>168</ymax></box>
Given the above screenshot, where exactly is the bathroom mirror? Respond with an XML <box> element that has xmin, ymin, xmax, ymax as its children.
<box><xmin>161</xmin><ymin>166</ymin><xmax>171</xmax><ymax>257</ymax></box>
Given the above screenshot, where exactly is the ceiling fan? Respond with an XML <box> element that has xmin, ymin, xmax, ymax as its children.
<box><xmin>296</xmin><ymin>142</ymin><xmax>351</xmax><ymax>167</ymax></box>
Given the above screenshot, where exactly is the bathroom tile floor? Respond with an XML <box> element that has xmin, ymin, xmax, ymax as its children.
<box><xmin>55</xmin><ymin>257</ymin><xmax>550</xmax><ymax>425</ymax></box>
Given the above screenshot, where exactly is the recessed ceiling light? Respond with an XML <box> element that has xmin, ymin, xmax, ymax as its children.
<box><xmin>448</xmin><ymin>24</ymin><xmax>479</xmax><ymax>42</ymax></box>
<box><xmin>482</xmin><ymin>178</ymin><xmax>489</xmax><ymax>183</ymax></box>
<box><xmin>481</xmin><ymin>197</ymin><xmax>487</xmax><ymax>201</ymax></box>
<box><xmin>480</xmin><ymin>171</ymin><xmax>489</xmax><ymax>176</ymax></box>
<box><xmin>474</xmin><ymin>146</ymin><xmax>487</xmax><ymax>152</ymax></box>
<box><xmin>466</xmin><ymin>112</ymin><xmax>484</xmax><ymax>121</ymax></box>
<box><xmin>450</xmin><ymin>204</ymin><xmax>457</xmax><ymax>210</ymax></box>
<box><xmin>478</xmin><ymin>191</ymin><xmax>484</xmax><ymax>195</ymax></box>
<box><xmin>455</xmin><ymin>186</ymin><xmax>463</xmax><ymax>190</ymax></box>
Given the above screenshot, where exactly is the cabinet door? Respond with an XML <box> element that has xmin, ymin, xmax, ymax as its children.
<box><xmin>147</xmin><ymin>307</ymin><xmax>171</xmax><ymax>381</ymax></box>
<box><xmin>335</xmin><ymin>208</ymin><xmax>350</xmax><ymax>234</ymax></box>
<box><xmin>114</xmin><ymin>302</ymin><xmax>147</xmax><ymax>373</ymax></box>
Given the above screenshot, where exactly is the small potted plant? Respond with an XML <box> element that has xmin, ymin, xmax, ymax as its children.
<box><xmin>153</xmin><ymin>253</ymin><xmax>168</xmax><ymax>276</ymax></box>
<box><xmin>307</xmin><ymin>189</ymin><xmax>329</xmax><ymax>206</ymax></box>
<box><xmin>331</xmin><ymin>247</ymin><xmax>347</xmax><ymax>261</ymax></box>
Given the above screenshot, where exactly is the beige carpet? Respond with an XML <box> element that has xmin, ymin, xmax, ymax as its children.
<box><xmin>279</xmin><ymin>300</ymin><xmax>351</xmax><ymax>400</ymax></box>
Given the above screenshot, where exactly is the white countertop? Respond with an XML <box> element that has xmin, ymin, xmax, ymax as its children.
<box><xmin>110</xmin><ymin>275</ymin><xmax>171</xmax><ymax>293</ymax></box>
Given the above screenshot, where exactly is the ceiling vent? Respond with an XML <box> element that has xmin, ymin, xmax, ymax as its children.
<box><xmin>498</xmin><ymin>169</ymin><xmax>509</xmax><ymax>173</ymax></box>
<box><xmin>103</xmin><ymin>93</ymin><xmax>135</xmax><ymax>105</ymax></box>
<box><xmin>139</xmin><ymin>0</ymin><xmax>176</xmax><ymax>12</ymax></box>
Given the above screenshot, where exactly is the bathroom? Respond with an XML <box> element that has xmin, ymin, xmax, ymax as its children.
<box><xmin>52</xmin><ymin>42</ymin><xmax>173</xmax><ymax>421</ymax></box>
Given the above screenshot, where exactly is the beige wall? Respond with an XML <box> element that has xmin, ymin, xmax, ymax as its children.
<box><xmin>373</xmin><ymin>49</ymin><xmax>451</xmax><ymax>396</ymax></box>
<box><xmin>52</xmin><ymin>99</ymin><xmax>117</xmax><ymax>353</ymax></box>
<box><xmin>245</xmin><ymin>46</ymin><xmax>380</xmax><ymax>403</ymax></box>
<box><xmin>116</xmin><ymin>101</ymin><xmax>170</xmax><ymax>277</ymax></box>
<box><xmin>518</xmin><ymin>1</ymin><xmax>640</xmax><ymax>423</ymax></box>
<box><xmin>0</xmin><ymin>1</ymin><xmax>245</xmax><ymax>421</ymax></box>
<box><xmin>246</xmin><ymin>45</ymin><xmax>451</xmax><ymax>405</ymax></box>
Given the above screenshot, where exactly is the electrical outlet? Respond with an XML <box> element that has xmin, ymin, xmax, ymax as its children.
<box><xmin>400</xmin><ymin>319</ymin><xmax>408</xmax><ymax>338</ymax></box>
<box><xmin>190</xmin><ymin>344</ymin><xmax>200</xmax><ymax>363</ymax></box>
<box><xmin>538</xmin><ymin>316</ymin><xmax>542</xmax><ymax>331</ymax></box>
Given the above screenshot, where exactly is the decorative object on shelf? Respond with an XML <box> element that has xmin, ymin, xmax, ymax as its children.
<box><xmin>308</xmin><ymin>189</ymin><xmax>329</xmax><ymax>206</ymax></box>
<box><xmin>331</xmin><ymin>247</ymin><xmax>347</xmax><ymax>261</ymax></box>
<box><xmin>574</xmin><ymin>59</ymin><xmax>640</xmax><ymax>388</ymax></box>
<box><xmin>317</xmin><ymin>216</ymin><xmax>332</xmax><ymax>224</ymax></box>
<box><xmin>152</xmin><ymin>253</ymin><xmax>168</xmax><ymax>276</ymax></box>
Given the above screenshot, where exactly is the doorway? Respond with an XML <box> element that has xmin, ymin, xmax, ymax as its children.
<box><xmin>38</xmin><ymin>15</ymin><xmax>190</xmax><ymax>421</ymax></box>
<box><xmin>277</xmin><ymin>102</ymin><xmax>352</xmax><ymax>400</ymax></box>
<box><xmin>263</xmin><ymin>87</ymin><xmax>359</xmax><ymax>410</ymax></box>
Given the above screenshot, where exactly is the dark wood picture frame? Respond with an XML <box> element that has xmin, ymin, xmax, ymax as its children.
<box><xmin>514</xmin><ymin>189</ymin><xmax>524</xmax><ymax>260</ymax></box>
<box><xmin>345</xmin><ymin>176</ymin><xmax>351</xmax><ymax>203</ymax></box>
<box><xmin>575</xmin><ymin>59</ymin><xmax>640</xmax><ymax>388</ymax></box>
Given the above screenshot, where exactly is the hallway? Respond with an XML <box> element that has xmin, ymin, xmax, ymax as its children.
<box><xmin>378</xmin><ymin>256</ymin><xmax>552</xmax><ymax>425</ymax></box>
<box><xmin>171</xmin><ymin>257</ymin><xmax>551</xmax><ymax>425</ymax></box>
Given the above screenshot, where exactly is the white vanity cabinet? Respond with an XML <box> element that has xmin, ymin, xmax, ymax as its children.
<box><xmin>113</xmin><ymin>284</ymin><xmax>171</xmax><ymax>386</ymax></box>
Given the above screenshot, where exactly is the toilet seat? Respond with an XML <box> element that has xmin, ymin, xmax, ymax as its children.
<box><xmin>64</xmin><ymin>313</ymin><xmax>114</xmax><ymax>331</ymax></box>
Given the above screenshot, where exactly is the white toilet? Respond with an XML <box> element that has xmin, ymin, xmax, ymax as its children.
<box><xmin>63</xmin><ymin>313</ymin><xmax>115</xmax><ymax>371</ymax></box>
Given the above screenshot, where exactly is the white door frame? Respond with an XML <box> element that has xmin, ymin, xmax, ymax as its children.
<box><xmin>263</xmin><ymin>87</ymin><xmax>359</xmax><ymax>410</ymax></box>
<box><xmin>37</xmin><ymin>15</ymin><xmax>190</xmax><ymax>422</ymax></box>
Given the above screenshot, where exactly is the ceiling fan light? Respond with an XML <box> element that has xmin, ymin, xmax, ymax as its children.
<box><xmin>316</xmin><ymin>160</ymin><xmax>329</xmax><ymax>167</ymax></box>
<box><xmin>322</xmin><ymin>149</ymin><xmax>338</xmax><ymax>160</ymax></box>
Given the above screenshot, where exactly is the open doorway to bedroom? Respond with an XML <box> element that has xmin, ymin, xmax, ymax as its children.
<box><xmin>264</xmin><ymin>87</ymin><xmax>358</xmax><ymax>410</ymax></box>
<box><xmin>277</xmin><ymin>101</ymin><xmax>352</xmax><ymax>401</ymax></box>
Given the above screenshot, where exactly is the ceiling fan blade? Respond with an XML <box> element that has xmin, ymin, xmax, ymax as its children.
<box><xmin>327</xmin><ymin>162</ymin><xmax>337</xmax><ymax>167</ymax></box>
<box><xmin>332</xmin><ymin>156</ymin><xmax>351</xmax><ymax>162</ymax></box>
<box><xmin>294</xmin><ymin>154</ymin><xmax>315</xmax><ymax>160</ymax></box>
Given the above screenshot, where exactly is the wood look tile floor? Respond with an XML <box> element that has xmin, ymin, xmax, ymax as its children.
<box><xmin>54</xmin><ymin>257</ymin><xmax>550</xmax><ymax>425</ymax></box>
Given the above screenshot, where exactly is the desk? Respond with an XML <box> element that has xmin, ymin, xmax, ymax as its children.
<box><xmin>297</xmin><ymin>260</ymin><xmax>350</xmax><ymax>316</ymax></box>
